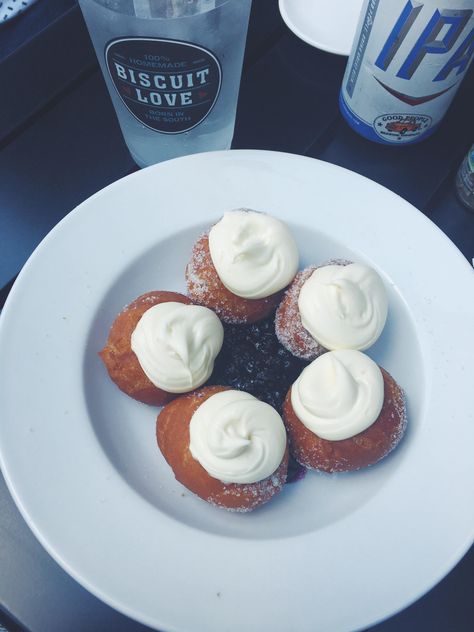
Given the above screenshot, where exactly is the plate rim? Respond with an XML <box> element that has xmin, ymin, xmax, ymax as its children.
<box><xmin>0</xmin><ymin>149</ymin><xmax>473</xmax><ymax>632</ymax></box>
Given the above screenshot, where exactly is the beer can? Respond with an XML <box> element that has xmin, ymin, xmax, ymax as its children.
<box><xmin>340</xmin><ymin>0</ymin><xmax>474</xmax><ymax>145</ymax></box>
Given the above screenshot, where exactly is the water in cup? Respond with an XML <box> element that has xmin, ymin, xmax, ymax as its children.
<box><xmin>78</xmin><ymin>0</ymin><xmax>252</xmax><ymax>167</ymax></box>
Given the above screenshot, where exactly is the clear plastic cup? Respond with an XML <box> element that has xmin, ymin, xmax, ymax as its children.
<box><xmin>78</xmin><ymin>0</ymin><xmax>252</xmax><ymax>167</ymax></box>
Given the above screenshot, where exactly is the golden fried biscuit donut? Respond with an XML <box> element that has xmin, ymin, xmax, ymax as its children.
<box><xmin>186</xmin><ymin>232</ymin><xmax>283</xmax><ymax>324</ymax></box>
<box><xmin>157</xmin><ymin>385</ymin><xmax>289</xmax><ymax>512</ymax></box>
<box><xmin>283</xmin><ymin>367</ymin><xmax>406</xmax><ymax>473</ymax></box>
<box><xmin>276</xmin><ymin>260</ymin><xmax>388</xmax><ymax>361</ymax></box>
<box><xmin>275</xmin><ymin>265</ymin><xmax>325</xmax><ymax>360</ymax></box>
<box><xmin>99</xmin><ymin>291</ymin><xmax>192</xmax><ymax>406</ymax></box>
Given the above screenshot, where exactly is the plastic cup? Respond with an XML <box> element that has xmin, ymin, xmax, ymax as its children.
<box><xmin>78</xmin><ymin>0</ymin><xmax>252</xmax><ymax>167</ymax></box>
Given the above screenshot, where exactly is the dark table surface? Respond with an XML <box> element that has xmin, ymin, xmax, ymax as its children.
<box><xmin>1</xmin><ymin>1</ymin><xmax>473</xmax><ymax>631</ymax></box>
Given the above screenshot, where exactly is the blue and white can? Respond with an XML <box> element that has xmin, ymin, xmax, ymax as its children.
<box><xmin>340</xmin><ymin>0</ymin><xmax>474</xmax><ymax>144</ymax></box>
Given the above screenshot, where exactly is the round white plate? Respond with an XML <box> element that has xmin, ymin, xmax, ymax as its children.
<box><xmin>279</xmin><ymin>0</ymin><xmax>364</xmax><ymax>56</ymax></box>
<box><xmin>0</xmin><ymin>150</ymin><xmax>473</xmax><ymax>632</ymax></box>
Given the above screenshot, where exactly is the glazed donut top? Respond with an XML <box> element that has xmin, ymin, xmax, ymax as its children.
<box><xmin>189</xmin><ymin>390</ymin><xmax>287</xmax><ymax>484</ymax></box>
<box><xmin>291</xmin><ymin>350</ymin><xmax>384</xmax><ymax>441</ymax></box>
<box><xmin>208</xmin><ymin>209</ymin><xmax>299</xmax><ymax>299</ymax></box>
<box><xmin>131</xmin><ymin>302</ymin><xmax>223</xmax><ymax>393</ymax></box>
<box><xmin>298</xmin><ymin>263</ymin><xmax>388</xmax><ymax>351</ymax></box>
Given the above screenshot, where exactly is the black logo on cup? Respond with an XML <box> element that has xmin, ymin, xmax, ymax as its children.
<box><xmin>105</xmin><ymin>37</ymin><xmax>222</xmax><ymax>134</ymax></box>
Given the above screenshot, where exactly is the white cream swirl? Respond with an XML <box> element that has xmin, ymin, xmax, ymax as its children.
<box><xmin>189</xmin><ymin>390</ymin><xmax>287</xmax><ymax>483</ymax></box>
<box><xmin>298</xmin><ymin>263</ymin><xmax>388</xmax><ymax>350</ymax></box>
<box><xmin>208</xmin><ymin>209</ymin><xmax>299</xmax><ymax>299</ymax></box>
<box><xmin>291</xmin><ymin>350</ymin><xmax>384</xmax><ymax>440</ymax></box>
<box><xmin>131</xmin><ymin>302</ymin><xmax>223</xmax><ymax>393</ymax></box>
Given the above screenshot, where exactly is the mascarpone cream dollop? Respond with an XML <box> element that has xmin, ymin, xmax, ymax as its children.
<box><xmin>208</xmin><ymin>209</ymin><xmax>299</xmax><ymax>299</ymax></box>
<box><xmin>131</xmin><ymin>302</ymin><xmax>223</xmax><ymax>393</ymax></box>
<box><xmin>189</xmin><ymin>390</ymin><xmax>287</xmax><ymax>484</ymax></box>
<box><xmin>291</xmin><ymin>350</ymin><xmax>384</xmax><ymax>440</ymax></box>
<box><xmin>298</xmin><ymin>263</ymin><xmax>388</xmax><ymax>350</ymax></box>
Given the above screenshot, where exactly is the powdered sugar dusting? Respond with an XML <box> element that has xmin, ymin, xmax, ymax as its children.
<box><xmin>321</xmin><ymin>258</ymin><xmax>353</xmax><ymax>268</ymax></box>
<box><xmin>385</xmin><ymin>386</ymin><xmax>408</xmax><ymax>455</ymax></box>
<box><xmin>204</xmin><ymin>466</ymin><xmax>287</xmax><ymax>512</ymax></box>
<box><xmin>185</xmin><ymin>231</ymin><xmax>210</xmax><ymax>301</ymax></box>
<box><xmin>275</xmin><ymin>267</ymin><xmax>326</xmax><ymax>360</ymax></box>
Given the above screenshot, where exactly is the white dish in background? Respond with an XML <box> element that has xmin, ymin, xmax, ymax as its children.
<box><xmin>0</xmin><ymin>150</ymin><xmax>473</xmax><ymax>632</ymax></box>
<box><xmin>279</xmin><ymin>0</ymin><xmax>364</xmax><ymax>56</ymax></box>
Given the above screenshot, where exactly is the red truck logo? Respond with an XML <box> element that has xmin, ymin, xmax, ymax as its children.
<box><xmin>386</xmin><ymin>120</ymin><xmax>421</xmax><ymax>134</ymax></box>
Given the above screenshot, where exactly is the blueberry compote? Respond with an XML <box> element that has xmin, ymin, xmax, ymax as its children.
<box><xmin>207</xmin><ymin>314</ymin><xmax>309</xmax><ymax>483</ymax></box>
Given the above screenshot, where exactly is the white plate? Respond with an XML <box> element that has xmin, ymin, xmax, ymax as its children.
<box><xmin>279</xmin><ymin>0</ymin><xmax>364</xmax><ymax>56</ymax></box>
<box><xmin>0</xmin><ymin>150</ymin><xmax>473</xmax><ymax>632</ymax></box>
